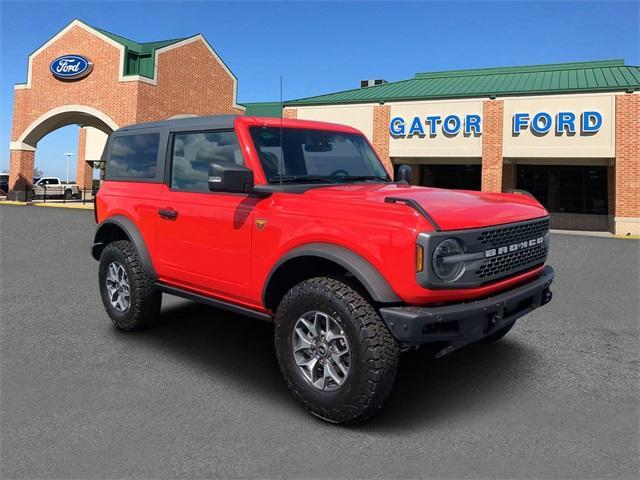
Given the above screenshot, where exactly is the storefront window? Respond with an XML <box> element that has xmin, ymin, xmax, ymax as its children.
<box><xmin>419</xmin><ymin>164</ymin><xmax>481</xmax><ymax>190</ymax></box>
<box><xmin>516</xmin><ymin>165</ymin><xmax>608</xmax><ymax>215</ymax></box>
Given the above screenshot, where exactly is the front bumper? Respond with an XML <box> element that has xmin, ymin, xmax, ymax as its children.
<box><xmin>379</xmin><ymin>265</ymin><xmax>554</xmax><ymax>353</ymax></box>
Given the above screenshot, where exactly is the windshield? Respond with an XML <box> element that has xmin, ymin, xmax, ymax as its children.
<box><xmin>249</xmin><ymin>127</ymin><xmax>390</xmax><ymax>184</ymax></box>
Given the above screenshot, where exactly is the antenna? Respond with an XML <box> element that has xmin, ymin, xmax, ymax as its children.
<box><xmin>279</xmin><ymin>74</ymin><xmax>284</xmax><ymax>186</ymax></box>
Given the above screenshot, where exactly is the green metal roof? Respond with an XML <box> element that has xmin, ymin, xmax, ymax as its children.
<box><xmin>242</xmin><ymin>102</ymin><xmax>283</xmax><ymax>117</ymax></box>
<box><xmin>285</xmin><ymin>60</ymin><xmax>640</xmax><ymax>106</ymax></box>
<box><xmin>90</xmin><ymin>23</ymin><xmax>190</xmax><ymax>79</ymax></box>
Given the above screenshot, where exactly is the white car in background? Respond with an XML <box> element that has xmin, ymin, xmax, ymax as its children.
<box><xmin>31</xmin><ymin>177</ymin><xmax>81</xmax><ymax>199</ymax></box>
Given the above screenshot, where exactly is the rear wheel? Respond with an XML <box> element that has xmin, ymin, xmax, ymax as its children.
<box><xmin>98</xmin><ymin>240</ymin><xmax>161</xmax><ymax>331</ymax></box>
<box><xmin>64</xmin><ymin>189</ymin><xmax>72</xmax><ymax>200</ymax></box>
<box><xmin>274</xmin><ymin>277</ymin><xmax>399</xmax><ymax>424</ymax></box>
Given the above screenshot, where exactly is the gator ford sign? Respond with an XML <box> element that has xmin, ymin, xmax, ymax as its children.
<box><xmin>389</xmin><ymin>114</ymin><xmax>482</xmax><ymax>137</ymax></box>
<box><xmin>50</xmin><ymin>55</ymin><xmax>93</xmax><ymax>80</ymax></box>
<box><xmin>389</xmin><ymin>111</ymin><xmax>602</xmax><ymax>137</ymax></box>
<box><xmin>512</xmin><ymin>111</ymin><xmax>602</xmax><ymax>135</ymax></box>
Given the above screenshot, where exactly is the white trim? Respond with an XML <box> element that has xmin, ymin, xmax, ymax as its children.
<box><xmin>15</xmin><ymin>104</ymin><xmax>119</xmax><ymax>148</ymax></box>
<box><xmin>9</xmin><ymin>142</ymin><xmax>36</xmax><ymax>151</ymax></box>
<box><xmin>14</xmin><ymin>20</ymin><xmax>245</xmax><ymax>111</ymax></box>
<box><xmin>614</xmin><ymin>217</ymin><xmax>640</xmax><ymax>223</ymax></box>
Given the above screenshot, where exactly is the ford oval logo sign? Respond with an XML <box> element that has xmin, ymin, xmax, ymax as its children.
<box><xmin>50</xmin><ymin>55</ymin><xmax>93</xmax><ymax>80</ymax></box>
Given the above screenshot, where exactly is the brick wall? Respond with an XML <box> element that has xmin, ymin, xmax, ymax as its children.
<box><xmin>615</xmin><ymin>94</ymin><xmax>640</xmax><ymax>219</ymax></box>
<box><xmin>75</xmin><ymin>127</ymin><xmax>93</xmax><ymax>190</ymax></box>
<box><xmin>283</xmin><ymin>108</ymin><xmax>297</xmax><ymax>119</ymax></box>
<box><xmin>372</xmin><ymin>105</ymin><xmax>392</xmax><ymax>175</ymax></box>
<box><xmin>136</xmin><ymin>39</ymin><xmax>243</xmax><ymax>123</ymax></box>
<box><xmin>8</xmin><ymin>150</ymin><xmax>35</xmax><ymax>194</ymax></box>
<box><xmin>481</xmin><ymin>99</ymin><xmax>504</xmax><ymax>192</ymax></box>
<box><xmin>502</xmin><ymin>163</ymin><xmax>516</xmax><ymax>192</ymax></box>
<box><xmin>9</xmin><ymin>23</ymin><xmax>242</xmax><ymax>191</ymax></box>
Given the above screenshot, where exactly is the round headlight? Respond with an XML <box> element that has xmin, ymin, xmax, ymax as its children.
<box><xmin>432</xmin><ymin>238</ymin><xmax>465</xmax><ymax>282</ymax></box>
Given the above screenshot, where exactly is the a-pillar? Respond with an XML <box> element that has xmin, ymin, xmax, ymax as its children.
<box><xmin>75</xmin><ymin>127</ymin><xmax>93</xmax><ymax>190</ymax></box>
<box><xmin>481</xmin><ymin>99</ymin><xmax>505</xmax><ymax>192</ymax></box>
<box><xmin>8</xmin><ymin>147</ymin><xmax>35</xmax><ymax>201</ymax></box>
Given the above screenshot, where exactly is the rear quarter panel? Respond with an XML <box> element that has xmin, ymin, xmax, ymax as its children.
<box><xmin>96</xmin><ymin>181</ymin><xmax>163</xmax><ymax>270</ymax></box>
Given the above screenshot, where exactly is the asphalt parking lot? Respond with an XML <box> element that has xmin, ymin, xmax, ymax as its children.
<box><xmin>1</xmin><ymin>205</ymin><xmax>638</xmax><ymax>479</ymax></box>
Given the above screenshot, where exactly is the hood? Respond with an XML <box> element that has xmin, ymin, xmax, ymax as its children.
<box><xmin>300</xmin><ymin>183</ymin><xmax>548</xmax><ymax>231</ymax></box>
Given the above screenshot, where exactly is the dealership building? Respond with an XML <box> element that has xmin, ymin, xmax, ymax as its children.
<box><xmin>7</xmin><ymin>20</ymin><xmax>640</xmax><ymax>234</ymax></box>
<box><xmin>250</xmin><ymin>60</ymin><xmax>639</xmax><ymax>235</ymax></box>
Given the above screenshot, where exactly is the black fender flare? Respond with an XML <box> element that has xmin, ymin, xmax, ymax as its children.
<box><xmin>91</xmin><ymin>215</ymin><xmax>156</xmax><ymax>279</ymax></box>
<box><xmin>263</xmin><ymin>242</ymin><xmax>401</xmax><ymax>305</ymax></box>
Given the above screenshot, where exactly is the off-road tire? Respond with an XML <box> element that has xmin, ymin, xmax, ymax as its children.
<box><xmin>98</xmin><ymin>240</ymin><xmax>161</xmax><ymax>331</ymax></box>
<box><xmin>274</xmin><ymin>276</ymin><xmax>400</xmax><ymax>424</ymax></box>
<box><xmin>64</xmin><ymin>189</ymin><xmax>72</xmax><ymax>200</ymax></box>
<box><xmin>480</xmin><ymin>321</ymin><xmax>516</xmax><ymax>344</ymax></box>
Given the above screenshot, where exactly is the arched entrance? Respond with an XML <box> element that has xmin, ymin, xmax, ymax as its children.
<box><xmin>8</xmin><ymin>19</ymin><xmax>245</xmax><ymax>200</ymax></box>
<box><xmin>8</xmin><ymin>105</ymin><xmax>118</xmax><ymax>200</ymax></box>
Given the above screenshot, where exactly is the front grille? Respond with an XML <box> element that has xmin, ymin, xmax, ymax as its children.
<box><xmin>477</xmin><ymin>218</ymin><xmax>550</xmax><ymax>249</ymax></box>
<box><xmin>476</xmin><ymin>243</ymin><xmax>547</xmax><ymax>280</ymax></box>
<box><xmin>416</xmin><ymin>216</ymin><xmax>550</xmax><ymax>289</ymax></box>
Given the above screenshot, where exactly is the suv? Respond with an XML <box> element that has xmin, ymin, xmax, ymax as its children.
<box><xmin>92</xmin><ymin>115</ymin><xmax>554</xmax><ymax>424</ymax></box>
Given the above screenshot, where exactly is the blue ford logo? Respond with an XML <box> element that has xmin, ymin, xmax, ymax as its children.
<box><xmin>50</xmin><ymin>55</ymin><xmax>93</xmax><ymax>80</ymax></box>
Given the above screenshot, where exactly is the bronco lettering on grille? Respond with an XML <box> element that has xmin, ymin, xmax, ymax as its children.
<box><xmin>484</xmin><ymin>236</ymin><xmax>544</xmax><ymax>258</ymax></box>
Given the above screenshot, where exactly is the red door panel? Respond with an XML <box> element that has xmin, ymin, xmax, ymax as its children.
<box><xmin>155</xmin><ymin>185</ymin><xmax>258</xmax><ymax>302</ymax></box>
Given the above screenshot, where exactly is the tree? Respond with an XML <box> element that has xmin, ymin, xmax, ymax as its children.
<box><xmin>34</xmin><ymin>166</ymin><xmax>44</xmax><ymax>178</ymax></box>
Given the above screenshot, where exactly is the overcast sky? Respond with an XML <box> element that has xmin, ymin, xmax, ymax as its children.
<box><xmin>1</xmin><ymin>0</ymin><xmax>638</xmax><ymax>178</ymax></box>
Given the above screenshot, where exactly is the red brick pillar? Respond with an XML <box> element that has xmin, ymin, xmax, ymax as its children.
<box><xmin>75</xmin><ymin>127</ymin><xmax>93</xmax><ymax>190</ymax></box>
<box><xmin>8</xmin><ymin>149</ymin><xmax>35</xmax><ymax>200</ymax></box>
<box><xmin>614</xmin><ymin>94</ymin><xmax>640</xmax><ymax>235</ymax></box>
<box><xmin>283</xmin><ymin>108</ymin><xmax>297</xmax><ymax>119</ymax></box>
<box><xmin>373</xmin><ymin>105</ymin><xmax>392</xmax><ymax>176</ymax></box>
<box><xmin>481</xmin><ymin>99</ymin><xmax>504</xmax><ymax>192</ymax></box>
<box><xmin>502</xmin><ymin>163</ymin><xmax>517</xmax><ymax>192</ymax></box>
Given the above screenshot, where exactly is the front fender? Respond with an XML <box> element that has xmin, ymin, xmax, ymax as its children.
<box><xmin>263</xmin><ymin>242</ymin><xmax>401</xmax><ymax>305</ymax></box>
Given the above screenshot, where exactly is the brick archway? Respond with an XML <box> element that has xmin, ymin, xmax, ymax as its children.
<box><xmin>8</xmin><ymin>19</ymin><xmax>245</xmax><ymax>199</ymax></box>
<box><xmin>9</xmin><ymin>106</ymin><xmax>118</xmax><ymax>196</ymax></box>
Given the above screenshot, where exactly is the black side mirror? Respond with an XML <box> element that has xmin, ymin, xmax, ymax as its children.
<box><xmin>396</xmin><ymin>164</ymin><xmax>413</xmax><ymax>184</ymax></box>
<box><xmin>208</xmin><ymin>162</ymin><xmax>254</xmax><ymax>193</ymax></box>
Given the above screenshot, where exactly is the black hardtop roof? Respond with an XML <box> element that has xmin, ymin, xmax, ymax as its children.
<box><xmin>116</xmin><ymin>115</ymin><xmax>238</xmax><ymax>133</ymax></box>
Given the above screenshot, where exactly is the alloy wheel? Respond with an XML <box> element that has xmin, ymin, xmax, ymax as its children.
<box><xmin>105</xmin><ymin>262</ymin><xmax>131</xmax><ymax>312</ymax></box>
<box><xmin>292</xmin><ymin>310</ymin><xmax>351</xmax><ymax>391</ymax></box>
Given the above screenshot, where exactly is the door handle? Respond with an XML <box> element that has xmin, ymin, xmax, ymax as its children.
<box><xmin>158</xmin><ymin>208</ymin><xmax>178</xmax><ymax>220</ymax></box>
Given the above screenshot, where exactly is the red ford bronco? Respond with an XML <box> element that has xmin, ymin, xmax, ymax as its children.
<box><xmin>92</xmin><ymin>115</ymin><xmax>554</xmax><ymax>424</ymax></box>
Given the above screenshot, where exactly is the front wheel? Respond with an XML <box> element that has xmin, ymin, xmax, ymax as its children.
<box><xmin>274</xmin><ymin>277</ymin><xmax>399</xmax><ymax>424</ymax></box>
<box><xmin>98</xmin><ymin>240</ymin><xmax>161</xmax><ymax>331</ymax></box>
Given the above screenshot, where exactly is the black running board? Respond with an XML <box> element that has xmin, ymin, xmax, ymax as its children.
<box><xmin>155</xmin><ymin>282</ymin><xmax>273</xmax><ymax>322</ymax></box>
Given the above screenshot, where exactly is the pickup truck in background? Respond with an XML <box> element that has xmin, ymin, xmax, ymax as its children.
<box><xmin>31</xmin><ymin>177</ymin><xmax>81</xmax><ymax>199</ymax></box>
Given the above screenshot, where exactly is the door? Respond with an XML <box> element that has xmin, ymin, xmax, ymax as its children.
<box><xmin>156</xmin><ymin>130</ymin><xmax>257</xmax><ymax>303</ymax></box>
<box><xmin>46</xmin><ymin>178</ymin><xmax>63</xmax><ymax>196</ymax></box>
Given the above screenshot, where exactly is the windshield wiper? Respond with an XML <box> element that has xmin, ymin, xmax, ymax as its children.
<box><xmin>269</xmin><ymin>175</ymin><xmax>335</xmax><ymax>184</ymax></box>
<box><xmin>338</xmin><ymin>175</ymin><xmax>389</xmax><ymax>182</ymax></box>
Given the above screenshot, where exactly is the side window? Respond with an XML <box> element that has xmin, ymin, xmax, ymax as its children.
<box><xmin>106</xmin><ymin>133</ymin><xmax>160</xmax><ymax>179</ymax></box>
<box><xmin>171</xmin><ymin>131</ymin><xmax>242</xmax><ymax>192</ymax></box>
<box><xmin>49</xmin><ymin>178</ymin><xmax>60</xmax><ymax>185</ymax></box>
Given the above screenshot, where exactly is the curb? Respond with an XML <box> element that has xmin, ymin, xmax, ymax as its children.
<box><xmin>0</xmin><ymin>200</ymin><xmax>94</xmax><ymax>210</ymax></box>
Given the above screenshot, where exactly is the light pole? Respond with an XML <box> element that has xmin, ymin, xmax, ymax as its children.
<box><xmin>64</xmin><ymin>152</ymin><xmax>74</xmax><ymax>184</ymax></box>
